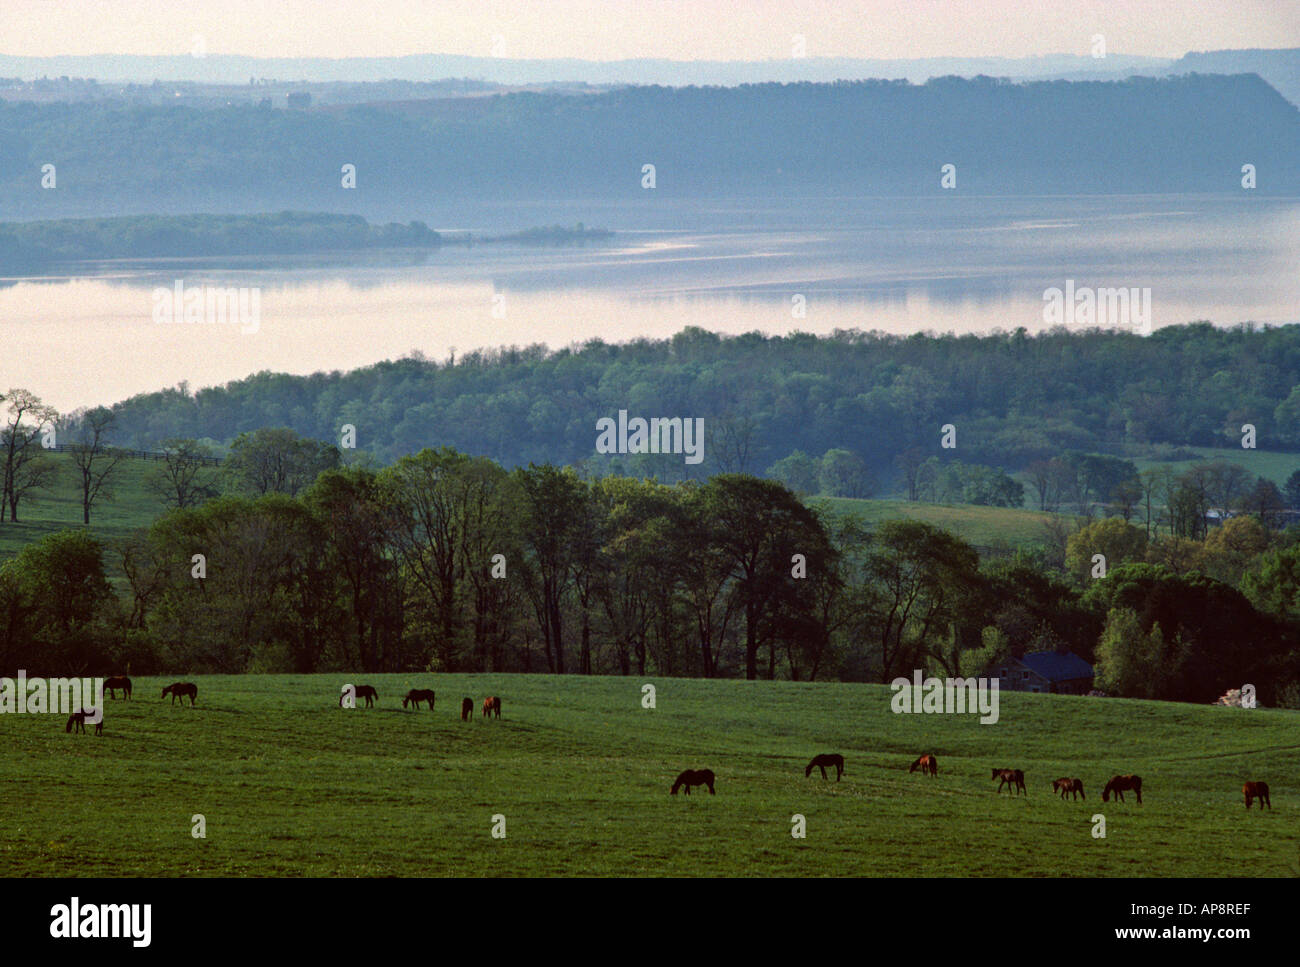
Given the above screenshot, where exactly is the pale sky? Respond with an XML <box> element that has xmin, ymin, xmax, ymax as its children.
<box><xmin>2</xmin><ymin>0</ymin><xmax>1297</xmax><ymax>61</ymax></box>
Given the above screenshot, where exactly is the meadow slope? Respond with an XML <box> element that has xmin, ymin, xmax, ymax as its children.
<box><xmin>1</xmin><ymin>674</ymin><xmax>1296</xmax><ymax>877</ymax></box>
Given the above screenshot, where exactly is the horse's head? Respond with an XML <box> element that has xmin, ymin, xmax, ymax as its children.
<box><xmin>160</xmin><ymin>686</ymin><xmax>169</xmax><ymax>698</ymax></box>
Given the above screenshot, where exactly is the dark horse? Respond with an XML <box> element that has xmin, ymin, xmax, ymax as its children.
<box><xmin>482</xmin><ymin>696</ymin><xmax>501</xmax><ymax>719</ymax></box>
<box><xmin>402</xmin><ymin>689</ymin><xmax>436</xmax><ymax>710</ymax></box>
<box><xmin>66</xmin><ymin>708</ymin><xmax>103</xmax><ymax>735</ymax></box>
<box><xmin>909</xmin><ymin>754</ymin><xmax>938</xmax><ymax>776</ymax></box>
<box><xmin>461</xmin><ymin>697</ymin><xmax>474</xmax><ymax>721</ymax></box>
<box><xmin>162</xmin><ymin>682</ymin><xmax>198</xmax><ymax>706</ymax></box>
<box><xmin>1243</xmin><ymin>781</ymin><xmax>1271</xmax><ymax>810</ymax></box>
<box><xmin>340</xmin><ymin>684</ymin><xmax>378</xmax><ymax>708</ymax></box>
<box><xmin>1052</xmin><ymin>777</ymin><xmax>1085</xmax><ymax>800</ymax></box>
<box><xmin>992</xmin><ymin>768</ymin><xmax>1027</xmax><ymax>795</ymax></box>
<box><xmin>806</xmin><ymin>753</ymin><xmax>845</xmax><ymax>781</ymax></box>
<box><xmin>671</xmin><ymin>769</ymin><xmax>716</xmax><ymax>795</ymax></box>
<box><xmin>1102</xmin><ymin>775</ymin><xmax>1143</xmax><ymax>803</ymax></box>
<box><xmin>104</xmin><ymin>675</ymin><xmax>132</xmax><ymax>700</ymax></box>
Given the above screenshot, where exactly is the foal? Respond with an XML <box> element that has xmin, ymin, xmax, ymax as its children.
<box><xmin>66</xmin><ymin>709</ymin><xmax>103</xmax><ymax>736</ymax></box>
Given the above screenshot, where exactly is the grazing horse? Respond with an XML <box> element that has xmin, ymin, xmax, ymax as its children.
<box><xmin>104</xmin><ymin>675</ymin><xmax>132</xmax><ymax>700</ymax></box>
<box><xmin>806</xmin><ymin>753</ymin><xmax>845</xmax><ymax>781</ymax></box>
<box><xmin>1243</xmin><ymin>781</ymin><xmax>1271</xmax><ymax>810</ymax></box>
<box><xmin>1052</xmin><ymin>777</ymin><xmax>1085</xmax><ymax>800</ymax></box>
<box><xmin>1102</xmin><ymin>775</ymin><xmax>1143</xmax><ymax>804</ymax></box>
<box><xmin>909</xmin><ymin>754</ymin><xmax>938</xmax><ymax>776</ymax></box>
<box><xmin>482</xmin><ymin>696</ymin><xmax>501</xmax><ymax>719</ymax></box>
<box><xmin>162</xmin><ymin>682</ymin><xmax>198</xmax><ymax>706</ymax></box>
<box><xmin>402</xmin><ymin>689</ymin><xmax>436</xmax><ymax>710</ymax></box>
<box><xmin>461</xmin><ymin>697</ymin><xmax>474</xmax><ymax>721</ymax></box>
<box><xmin>66</xmin><ymin>709</ymin><xmax>103</xmax><ymax>736</ymax></box>
<box><xmin>671</xmin><ymin>769</ymin><xmax>716</xmax><ymax>795</ymax></box>
<box><xmin>992</xmin><ymin>768</ymin><xmax>1027</xmax><ymax>795</ymax></box>
<box><xmin>340</xmin><ymin>684</ymin><xmax>378</xmax><ymax>708</ymax></box>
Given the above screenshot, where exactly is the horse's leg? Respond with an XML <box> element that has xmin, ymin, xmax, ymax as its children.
<box><xmin>819</xmin><ymin>765</ymin><xmax>827</xmax><ymax>780</ymax></box>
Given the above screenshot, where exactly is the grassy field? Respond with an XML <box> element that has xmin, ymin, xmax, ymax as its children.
<box><xmin>1</xmin><ymin>674</ymin><xmax>1295</xmax><ymax>877</ymax></box>
<box><xmin>0</xmin><ymin>454</ymin><xmax>163</xmax><ymax>575</ymax></box>
<box><xmin>820</xmin><ymin>497</ymin><xmax>1060</xmax><ymax>549</ymax></box>
<box><xmin>1129</xmin><ymin>447</ymin><xmax>1300</xmax><ymax>489</ymax></box>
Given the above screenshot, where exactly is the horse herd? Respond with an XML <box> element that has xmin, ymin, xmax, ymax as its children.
<box><xmin>670</xmin><ymin>750</ymin><xmax>1270</xmax><ymax>811</ymax></box>
<box><xmin>59</xmin><ymin>679</ymin><xmax>1278</xmax><ymax>811</ymax></box>
<box><xmin>63</xmin><ymin>676</ymin><xmax>196</xmax><ymax>732</ymax></box>
<box><xmin>367</xmin><ymin>687</ymin><xmax>502</xmax><ymax>720</ymax></box>
<box><xmin>907</xmin><ymin>754</ymin><xmax>1268</xmax><ymax>809</ymax></box>
<box><xmin>62</xmin><ymin>677</ymin><xmax>505</xmax><ymax>733</ymax></box>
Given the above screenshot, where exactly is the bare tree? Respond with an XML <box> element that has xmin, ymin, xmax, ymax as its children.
<box><xmin>68</xmin><ymin>407</ymin><xmax>126</xmax><ymax>524</ymax></box>
<box><xmin>147</xmin><ymin>438</ymin><xmax>218</xmax><ymax>510</ymax></box>
<box><xmin>1</xmin><ymin>389</ymin><xmax>59</xmax><ymax>523</ymax></box>
<box><xmin>706</xmin><ymin>413</ymin><xmax>756</xmax><ymax>474</ymax></box>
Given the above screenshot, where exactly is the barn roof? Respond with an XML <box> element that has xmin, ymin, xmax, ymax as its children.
<box><xmin>1019</xmin><ymin>650</ymin><xmax>1094</xmax><ymax>682</ymax></box>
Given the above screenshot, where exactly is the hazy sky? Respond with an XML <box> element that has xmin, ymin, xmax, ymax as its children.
<box><xmin>3</xmin><ymin>0</ymin><xmax>1297</xmax><ymax>61</ymax></box>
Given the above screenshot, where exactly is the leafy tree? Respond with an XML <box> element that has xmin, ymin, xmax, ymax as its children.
<box><xmin>223</xmin><ymin>427</ymin><xmax>339</xmax><ymax>497</ymax></box>
<box><xmin>818</xmin><ymin>448</ymin><xmax>876</xmax><ymax>499</ymax></box>
<box><xmin>1065</xmin><ymin>517</ymin><xmax>1148</xmax><ymax>584</ymax></box>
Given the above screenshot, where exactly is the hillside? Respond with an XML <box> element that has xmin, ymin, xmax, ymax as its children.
<box><xmin>95</xmin><ymin>325</ymin><xmax>1300</xmax><ymax>484</ymax></box>
<box><xmin>1</xmin><ymin>674</ymin><xmax>1293</xmax><ymax>876</ymax></box>
<box><xmin>1172</xmin><ymin>49</ymin><xmax>1300</xmax><ymax>106</ymax></box>
<box><xmin>2</xmin><ymin>74</ymin><xmax>1298</xmax><ymax>218</ymax></box>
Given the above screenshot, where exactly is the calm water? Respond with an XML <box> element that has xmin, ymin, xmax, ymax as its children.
<box><xmin>4</xmin><ymin>195</ymin><xmax>1299</xmax><ymax>412</ymax></box>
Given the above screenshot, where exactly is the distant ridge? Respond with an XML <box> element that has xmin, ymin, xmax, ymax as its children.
<box><xmin>0</xmin><ymin>51</ymin><xmax>1173</xmax><ymax>86</ymax></box>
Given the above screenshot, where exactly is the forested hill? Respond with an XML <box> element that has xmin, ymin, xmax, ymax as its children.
<box><xmin>105</xmin><ymin>324</ymin><xmax>1300</xmax><ymax>479</ymax></box>
<box><xmin>2</xmin><ymin>73</ymin><xmax>1298</xmax><ymax>217</ymax></box>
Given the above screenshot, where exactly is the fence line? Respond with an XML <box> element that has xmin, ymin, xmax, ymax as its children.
<box><xmin>43</xmin><ymin>443</ymin><xmax>223</xmax><ymax>466</ymax></box>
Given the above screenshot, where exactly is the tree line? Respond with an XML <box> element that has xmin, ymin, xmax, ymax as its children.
<box><xmin>3</xmin><ymin>424</ymin><xmax>1299</xmax><ymax>708</ymax></box>
<box><xmin>94</xmin><ymin>324</ymin><xmax>1300</xmax><ymax>494</ymax></box>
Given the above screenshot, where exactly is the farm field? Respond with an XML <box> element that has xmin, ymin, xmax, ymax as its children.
<box><xmin>820</xmin><ymin>496</ymin><xmax>1060</xmax><ymax>550</ymax></box>
<box><xmin>0</xmin><ymin>674</ymin><xmax>1295</xmax><ymax>877</ymax></box>
<box><xmin>1129</xmin><ymin>447</ymin><xmax>1299</xmax><ymax>490</ymax></box>
<box><xmin>0</xmin><ymin>453</ymin><xmax>159</xmax><ymax>572</ymax></box>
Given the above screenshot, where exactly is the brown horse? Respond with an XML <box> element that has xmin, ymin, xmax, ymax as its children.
<box><xmin>1243</xmin><ymin>781</ymin><xmax>1271</xmax><ymax>810</ymax></box>
<box><xmin>162</xmin><ymin>682</ymin><xmax>198</xmax><ymax>706</ymax></box>
<box><xmin>461</xmin><ymin>697</ymin><xmax>474</xmax><ymax>721</ymax></box>
<box><xmin>909</xmin><ymin>754</ymin><xmax>938</xmax><ymax>776</ymax></box>
<box><xmin>340</xmin><ymin>684</ymin><xmax>378</xmax><ymax>708</ymax></box>
<box><xmin>482</xmin><ymin>696</ymin><xmax>501</xmax><ymax>719</ymax></box>
<box><xmin>402</xmin><ymin>689</ymin><xmax>436</xmax><ymax>710</ymax></box>
<box><xmin>992</xmin><ymin>768</ymin><xmax>1027</xmax><ymax>795</ymax></box>
<box><xmin>806</xmin><ymin>753</ymin><xmax>845</xmax><ymax>780</ymax></box>
<box><xmin>1102</xmin><ymin>774</ymin><xmax>1143</xmax><ymax>803</ymax></box>
<box><xmin>104</xmin><ymin>675</ymin><xmax>132</xmax><ymax>700</ymax></box>
<box><xmin>1052</xmin><ymin>777</ymin><xmax>1085</xmax><ymax>800</ymax></box>
<box><xmin>66</xmin><ymin>709</ymin><xmax>103</xmax><ymax>736</ymax></box>
<box><xmin>671</xmin><ymin>769</ymin><xmax>716</xmax><ymax>795</ymax></box>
